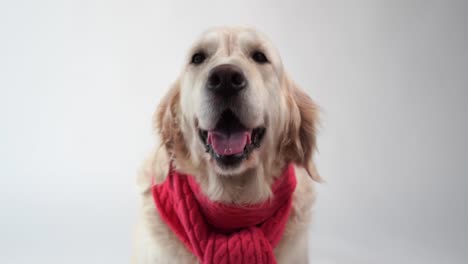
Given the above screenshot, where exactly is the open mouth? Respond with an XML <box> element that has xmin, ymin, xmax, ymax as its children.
<box><xmin>198</xmin><ymin>110</ymin><xmax>266</xmax><ymax>168</ymax></box>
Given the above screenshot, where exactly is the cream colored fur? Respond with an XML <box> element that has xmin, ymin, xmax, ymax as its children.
<box><xmin>133</xmin><ymin>27</ymin><xmax>319</xmax><ymax>264</ymax></box>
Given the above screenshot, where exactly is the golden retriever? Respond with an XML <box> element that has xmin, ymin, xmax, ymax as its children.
<box><xmin>134</xmin><ymin>26</ymin><xmax>320</xmax><ymax>264</ymax></box>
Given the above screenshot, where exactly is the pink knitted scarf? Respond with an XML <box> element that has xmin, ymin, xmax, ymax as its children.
<box><xmin>151</xmin><ymin>163</ymin><xmax>296</xmax><ymax>264</ymax></box>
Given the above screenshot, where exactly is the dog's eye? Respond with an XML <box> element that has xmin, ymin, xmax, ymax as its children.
<box><xmin>252</xmin><ymin>51</ymin><xmax>268</xmax><ymax>64</ymax></box>
<box><xmin>191</xmin><ymin>52</ymin><xmax>206</xmax><ymax>65</ymax></box>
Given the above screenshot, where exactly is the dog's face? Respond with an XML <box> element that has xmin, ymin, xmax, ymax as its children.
<box><xmin>180</xmin><ymin>27</ymin><xmax>286</xmax><ymax>175</ymax></box>
<box><xmin>157</xmin><ymin>27</ymin><xmax>320</xmax><ymax>182</ymax></box>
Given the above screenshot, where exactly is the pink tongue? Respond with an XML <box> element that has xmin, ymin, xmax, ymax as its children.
<box><xmin>208</xmin><ymin>131</ymin><xmax>251</xmax><ymax>156</ymax></box>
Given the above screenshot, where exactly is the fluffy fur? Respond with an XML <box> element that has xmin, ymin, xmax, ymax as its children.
<box><xmin>133</xmin><ymin>26</ymin><xmax>320</xmax><ymax>264</ymax></box>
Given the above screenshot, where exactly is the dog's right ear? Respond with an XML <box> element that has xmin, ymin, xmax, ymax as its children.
<box><xmin>154</xmin><ymin>80</ymin><xmax>183</xmax><ymax>158</ymax></box>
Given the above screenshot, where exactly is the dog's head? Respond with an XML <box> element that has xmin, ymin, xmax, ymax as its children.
<box><xmin>156</xmin><ymin>27</ymin><xmax>320</xmax><ymax>197</ymax></box>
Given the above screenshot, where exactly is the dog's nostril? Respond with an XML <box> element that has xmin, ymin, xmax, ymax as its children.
<box><xmin>231</xmin><ymin>73</ymin><xmax>245</xmax><ymax>88</ymax></box>
<box><xmin>208</xmin><ymin>74</ymin><xmax>221</xmax><ymax>88</ymax></box>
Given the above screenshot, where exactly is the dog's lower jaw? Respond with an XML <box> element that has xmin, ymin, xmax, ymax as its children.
<box><xmin>198</xmin><ymin>158</ymin><xmax>286</xmax><ymax>205</ymax></box>
<box><xmin>208</xmin><ymin>152</ymin><xmax>257</xmax><ymax>177</ymax></box>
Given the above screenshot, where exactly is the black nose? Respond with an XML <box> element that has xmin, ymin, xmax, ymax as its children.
<box><xmin>206</xmin><ymin>64</ymin><xmax>247</xmax><ymax>97</ymax></box>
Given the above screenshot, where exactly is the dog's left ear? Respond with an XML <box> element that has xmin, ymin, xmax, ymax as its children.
<box><xmin>281</xmin><ymin>76</ymin><xmax>322</xmax><ymax>182</ymax></box>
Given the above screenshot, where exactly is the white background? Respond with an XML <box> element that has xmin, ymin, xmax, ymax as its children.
<box><xmin>1</xmin><ymin>0</ymin><xmax>467</xmax><ymax>263</ymax></box>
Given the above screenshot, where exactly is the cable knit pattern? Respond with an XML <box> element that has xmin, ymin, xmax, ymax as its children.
<box><xmin>152</xmin><ymin>163</ymin><xmax>296</xmax><ymax>264</ymax></box>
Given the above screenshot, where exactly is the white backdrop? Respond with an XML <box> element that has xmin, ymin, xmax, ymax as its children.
<box><xmin>1</xmin><ymin>0</ymin><xmax>467</xmax><ymax>263</ymax></box>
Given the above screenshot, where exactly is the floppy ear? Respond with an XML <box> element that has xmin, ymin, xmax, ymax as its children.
<box><xmin>281</xmin><ymin>77</ymin><xmax>322</xmax><ymax>182</ymax></box>
<box><xmin>154</xmin><ymin>80</ymin><xmax>188</xmax><ymax>159</ymax></box>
